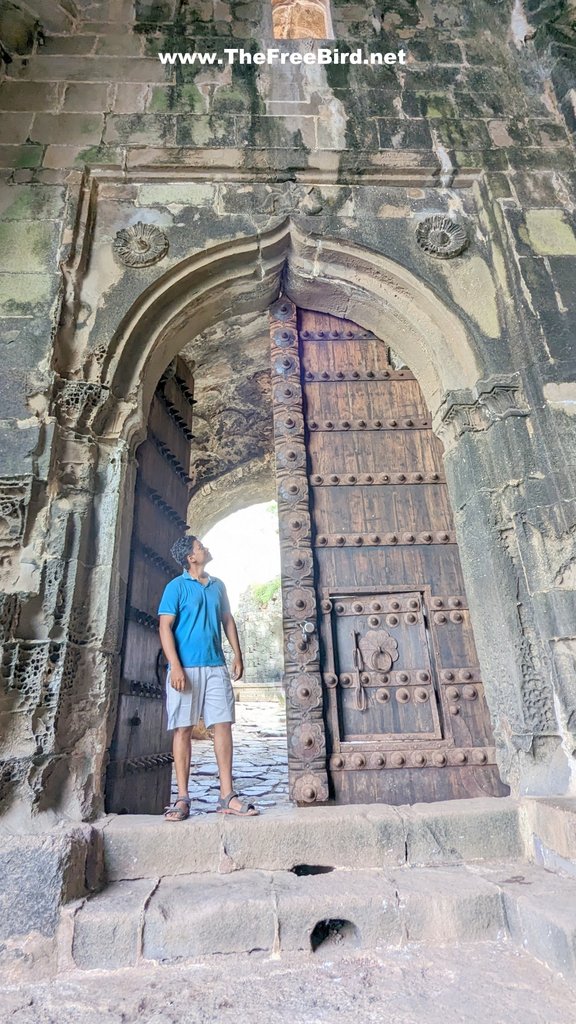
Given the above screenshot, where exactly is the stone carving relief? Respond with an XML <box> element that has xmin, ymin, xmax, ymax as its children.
<box><xmin>112</xmin><ymin>222</ymin><xmax>169</xmax><ymax>268</ymax></box>
<box><xmin>54</xmin><ymin>434</ymin><xmax>98</xmax><ymax>492</ymax></box>
<box><xmin>0</xmin><ymin>477</ymin><xmax>31</xmax><ymax>551</ymax></box>
<box><xmin>437</xmin><ymin>374</ymin><xmax>530</xmax><ymax>450</ymax></box>
<box><xmin>415</xmin><ymin>215</ymin><xmax>469</xmax><ymax>259</ymax></box>
<box><xmin>495</xmin><ymin>514</ymin><xmax>557</xmax><ymax>740</ymax></box>
<box><xmin>263</xmin><ymin>183</ymin><xmax>325</xmax><ymax>217</ymax></box>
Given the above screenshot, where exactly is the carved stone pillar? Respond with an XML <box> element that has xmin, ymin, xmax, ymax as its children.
<box><xmin>0</xmin><ymin>374</ymin><xmax>137</xmax><ymax>822</ymax></box>
<box><xmin>437</xmin><ymin>374</ymin><xmax>576</xmax><ymax>795</ymax></box>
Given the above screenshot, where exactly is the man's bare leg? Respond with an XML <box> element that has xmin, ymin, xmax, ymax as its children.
<box><xmin>213</xmin><ymin>722</ymin><xmax>258</xmax><ymax>814</ymax></box>
<box><xmin>165</xmin><ymin>725</ymin><xmax>192</xmax><ymax>820</ymax></box>
<box><xmin>213</xmin><ymin>721</ymin><xmax>234</xmax><ymax>798</ymax></box>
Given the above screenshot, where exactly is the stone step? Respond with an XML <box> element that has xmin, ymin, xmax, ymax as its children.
<box><xmin>70</xmin><ymin>863</ymin><xmax>506</xmax><ymax>969</ymax></box>
<box><xmin>69</xmin><ymin>860</ymin><xmax>576</xmax><ymax>977</ymax></box>
<box><xmin>97</xmin><ymin>797</ymin><xmax>525</xmax><ymax>881</ymax></box>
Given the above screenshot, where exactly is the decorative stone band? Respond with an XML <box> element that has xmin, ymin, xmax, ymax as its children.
<box><xmin>330</xmin><ymin>747</ymin><xmax>496</xmax><ymax>770</ymax></box>
<box><xmin>436</xmin><ymin>374</ymin><xmax>530</xmax><ymax>449</ymax></box>
<box><xmin>270</xmin><ymin>297</ymin><xmax>329</xmax><ymax>805</ymax></box>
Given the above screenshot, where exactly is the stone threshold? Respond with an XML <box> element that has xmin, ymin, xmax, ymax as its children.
<box><xmin>93</xmin><ymin>796</ymin><xmax>576</xmax><ymax>881</ymax></box>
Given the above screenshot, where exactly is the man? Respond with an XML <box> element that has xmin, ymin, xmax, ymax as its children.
<box><xmin>158</xmin><ymin>534</ymin><xmax>258</xmax><ymax>820</ymax></box>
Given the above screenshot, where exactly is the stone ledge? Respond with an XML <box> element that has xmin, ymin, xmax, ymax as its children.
<box><xmin>98</xmin><ymin>797</ymin><xmax>524</xmax><ymax>880</ymax></box>
<box><xmin>472</xmin><ymin>860</ymin><xmax>576</xmax><ymax>977</ymax></box>
<box><xmin>521</xmin><ymin>796</ymin><xmax>576</xmax><ymax>867</ymax></box>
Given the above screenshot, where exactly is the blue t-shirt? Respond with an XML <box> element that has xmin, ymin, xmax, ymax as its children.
<box><xmin>158</xmin><ymin>572</ymin><xmax>230</xmax><ymax>667</ymax></box>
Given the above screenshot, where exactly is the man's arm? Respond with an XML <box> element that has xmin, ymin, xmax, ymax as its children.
<box><xmin>222</xmin><ymin>611</ymin><xmax>244</xmax><ymax>681</ymax></box>
<box><xmin>159</xmin><ymin>614</ymin><xmax>186</xmax><ymax>691</ymax></box>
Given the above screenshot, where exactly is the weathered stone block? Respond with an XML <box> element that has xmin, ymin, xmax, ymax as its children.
<box><xmin>42</xmin><ymin>144</ymin><xmax>124</xmax><ymax>169</ymax></box>
<box><xmin>0</xmin><ymin>81</ymin><xmax>59</xmax><ymax>112</ymax></box>
<box><xmin>0</xmin><ymin>113</ymin><xmax>34</xmax><ymax>144</ymax></box>
<box><xmin>0</xmin><ymin>183</ymin><xmax>66</xmax><ymax>221</ymax></box>
<box><xmin>0</xmin><ymin>826</ymin><xmax>102</xmax><ymax>944</ymax></box>
<box><xmin>99</xmin><ymin>814</ymin><xmax>222</xmax><ymax>880</ymax></box>
<box><xmin>0</xmin><ymin>144</ymin><xmax>43</xmax><ymax>169</ymax></box>
<box><xmin>522</xmin><ymin>797</ymin><xmax>576</xmax><ymax>865</ymax></box>
<box><xmin>112</xmin><ymin>83</ymin><xmax>150</xmax><ymax>114</ymax></box>
<box><xmin>392</xmin><ymin>866</ymin><xmax>506</xmax><ymax>943</ymax></box>
<box><xmin>525</xmin><ymin>209</ymin><xmax>576</xmax><ymax>256</ymax></box>
<box><xmin>30</xmin><ymin>114</ymin><xmax>105</xmax><ymax>146</ymax></box>
<box><xmin>62</xmin><ymin>83</ymin><xmax>113</xmax><ymax>113</ymax></box>
<box><xmin>274</xmin><ymin>869</ymin><xmax>402</xmax><ymax>951</ymax></box>
<box><xmin>143</xmin><ymin>871</ymin><xmax>276</xmax><ymax>959</ymax></box>
<box><xmin>480</xmin><ymin>862</ymin><xmax>576</xmax><ymax>977</ymax></box>
<box><xmin>400</xmin><ymin>798</ymin><xmax>524</xmax><ymax>866</ymax></box>
<box><xmin>95</xmin><ymin>34</ymin><xmax>145</xmax><ymax>57</ymax></box>
<box><xmin>5</xmin><ymin>55</ymin><xmax>167</xmax><ymax>83</ymax></box>
<box><xmin>104</xmin><ymin>113</ymin><xmax>176</xmax><ymax>145</ymax></box>
<box><xmin>175</xmin><ymin>114</ymin><xmax>237</xmax><ymax>148</ymax></box>
<box><xmin>72</xmin><ymin>877</ymin><xmax>157</xmax><ymax>969</ymax></box>
<box><xmin>0</xmin><ymin>219</ymin><xmax>59</xmax><ymax>275</ymax></box>
<box><xmin>42</xmin><ymin>35</ymin><xmax>98</xmax><ymax>56</ymax></box>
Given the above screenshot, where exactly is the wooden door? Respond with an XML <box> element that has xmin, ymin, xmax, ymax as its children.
<box><xmin>271</xmin><ymin>298</ymin><xmax>508</xmax><ymax>806</ymax></box>
<box><xmin>105</xmin><ymin>359</ymin><xmax>195</xmax><ymax>814</ymax></box>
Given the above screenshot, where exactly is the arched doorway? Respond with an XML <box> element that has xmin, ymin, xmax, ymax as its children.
<box><xmin>104</xmin><ymin>285</ymin><xmax>508</xmax><ymax>813</ymax></box>
<box><xmin>63</xmin><ymin>221</ymin><xmax>540</xmax><ymax>822</ymax></box>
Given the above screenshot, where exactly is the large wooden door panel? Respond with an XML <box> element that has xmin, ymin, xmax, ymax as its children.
<box><xmin>271</xmin><ymin>299</ymin><xmax>508</xmax><ymax>806</ymax></box>
<box><xmin>106</xmin><ymin>360</ymin><xmax>195</xmax><ymax>814</ymax></box>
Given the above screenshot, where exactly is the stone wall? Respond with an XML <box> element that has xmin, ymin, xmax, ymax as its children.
<box><xmin>236</xmin><ymin>578</ymin><xmax>283</xmax><ymax>684</ymax></box>
<box><xmin>0</xmin><ymin>0</ymin><xmax>575</xmax><ymax>828</ymax></box>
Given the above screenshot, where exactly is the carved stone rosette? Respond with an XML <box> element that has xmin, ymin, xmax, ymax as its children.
<box><xmin>269</xmin><ymin>298</ymin><xmax>328</xmax><ymax>806</ymax></box>
<box><xmin>112</xmin><ymin>222</ymin><xmax>169</xmax><ymax>268</ymax></box>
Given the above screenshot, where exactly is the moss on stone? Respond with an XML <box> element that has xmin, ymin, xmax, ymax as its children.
<box><xmin>75</xmin><ymin>146</ymin><xmax>123</xmax><ymax>166</ymax></box>
<box><xmin>13</xmin><ymin>144</ymin><xmax>43</xmax><ymax>169</ymax></box>
<box><xmin>525</xmin><ymin>210</ymin><xmax>576</xmax><ymax>256</ymax></box>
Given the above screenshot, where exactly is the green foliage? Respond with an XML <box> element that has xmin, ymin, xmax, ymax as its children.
<box><xmin>250</xmin><ymin>577</ymin><xmax>281</xmax><ymax>607</ymax></box>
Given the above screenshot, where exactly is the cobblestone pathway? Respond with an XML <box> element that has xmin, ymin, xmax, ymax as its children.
<box><xmin>171</xmin><ymin>699</ymin><xmax>290</xmax><ymax>812</ymax></box>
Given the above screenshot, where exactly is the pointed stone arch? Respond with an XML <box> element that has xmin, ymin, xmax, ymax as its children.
<box><xmin>96</xmin><ymin>221</ymin><xmax>481</xmax><ymax>451</ymax></box>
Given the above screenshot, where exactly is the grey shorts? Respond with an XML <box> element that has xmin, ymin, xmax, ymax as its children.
<box><xmin>166</xmin><ymin>665</ymin><xmax>235</xmax><ymax>730</ymax></box>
